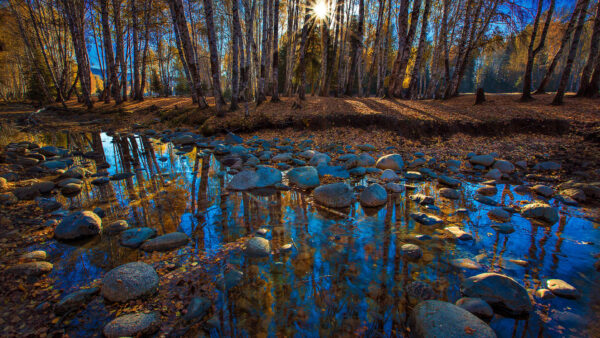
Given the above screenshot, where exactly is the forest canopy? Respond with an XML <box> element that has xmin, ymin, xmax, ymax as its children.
<box><xmin>0</xmin><ymin>0</ymin><xmax>599</xmax><ymax>110</ymax></box>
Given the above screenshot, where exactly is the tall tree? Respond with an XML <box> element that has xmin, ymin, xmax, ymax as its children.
<box><xmin>100</xmin><ymin>0</ymin><xmax>121</xmax><ymax>103</ymax></box>
<box><xmin>345</xmin><ymin>0</ymin><xmax>365</xmax><ymax>96</ymax></box>
<box><xmin>521</xmin><ymin>0</ymin><xmax>555</xmax><ymax>101</ymax></box>
<box><xmin>577</xmin><ymin>1</ymin><xmax>600</xmax><ymax>97</ymax></box>
<box><xmin>230</xmin><ymin>0</ymin><xmax>243</xmax><ymax>110</ymax></box>
<box><xmin>63</xmin><ymin>0</ymin><xmax>93</xmax><ymax>108</ymax></box>
<box><xmin>297</xmin><ymin>0</ymin><xmax>311</xmax><ymax>100</ymax></box>
<box><xmin>271</xmin><ymin>0</ymin><xmax>280</xmax><ymax>101</ymax></box>
<box><xmin>552</xmin><ymin>0</ymin><xmax>590</xmax><ymax>105</ymax></box>
<box><xmin>113</xmin><ymin>0</ymin><xmax>127</xmax><ymax>100</ymax></box>
<box><xmin>202</xmin><ymin>0</ymin><xmax>226</xmax><ymax>112</ymax></box>
<box><xmin>388</xmin><ymin>0</ymin><xmax>420</xmax><ymax>97</ymax></box>
<box><xmin>407</xmin><ymin>0</ymin><xmax>431</xmax><ymax>99</ymax></box>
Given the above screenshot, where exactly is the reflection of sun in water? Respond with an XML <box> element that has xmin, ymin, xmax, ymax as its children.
<box><xmin>313</xmin><ymin>0</ymin><xmax>328</xmax><ymax>20</ymax></box>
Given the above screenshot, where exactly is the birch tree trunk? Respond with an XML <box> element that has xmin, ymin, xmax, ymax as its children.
<box><xmin>203</xmin><ymin>0</ymin><xmax>226</xmax><ymax>112</ymax></box>
<box><xmin>552</xmin><ymin>0</ymin><xmax>590</xmax><ymax>105</ymax></box>
<box><xmin>271</xmin><ymin>0</ymin><xmax>280</xmax><ymax>101</ymax></box>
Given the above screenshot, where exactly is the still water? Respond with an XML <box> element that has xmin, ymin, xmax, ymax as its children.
<box><xmin>22</xmin><ymin>130</ymin><xmax>600</xmax><ymax>337</ymax></box>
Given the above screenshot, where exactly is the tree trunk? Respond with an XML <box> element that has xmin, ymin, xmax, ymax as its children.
<box><xmin>257</xmin><ymin>0</ymin><xmax>270</xmax><ymax>104</ymax></box>
<box><xmin>297</xmin><ymin>0</ymin><xmax>311</xmax><ymax>100</ymax></box>
<box><xmin>271</xmin><ymin>0</ymin><xmax>280</xmax><ymax>101</ymax></box>
<box><xmin>521</xmin><ymin>0</ymin><xmax>555</xmax><ymax>101</ymax></box>
<box><xmin>577</xmin><ymin>1</ymin><xmax>600</xmax><ymax>97</ymax></box>
<box><xmin>535</xmin><ymin>0</ymin><xmax>585</xmax><ymax>94</ymax></box>
<box><xmin>113</xmin><ymin>0</ymin><xmax>127</xmax><ymax>101</ymax></box>
<box><xmin>203</xmin><ymin>0</ymin><xmax>226</xmax><ymax>113</ymax></box>
<box><xmin>407</xmin><ymin>0</ymin><xmax>431</xmax><ymax>99</ymax></box>
<box><xmin>101</xmin><ymin>0</ymin><xmax>121</xmax><ymax>103</ymax></box>
<box><xmin>169</xmin><ymin>0</ymin><xmax>208</xmax><ymax>108</ymax></box>
<box><xmin>131</xmin><ymin>0</ymin><xmax>141</xmax><ymax>100</ymax></box>
<box><xmin>552</xmin><ymin>0</ymin><xmax>590</xmax><ymax>105</ymax></box>
<box><xmin>63</xmin><ymin>0</ymin><xmax>93</xmax><ymax>109</ymax></box>
<box><xmin>231</xmin><ymin>0</ymin><xmax>243</xmax><ymax>110</ymax></box>
<box><xmin>345</xmin><ymin>0</ymin><xmax>365</xmax><ymax>96</ymax></box>
<box><xmin>139</xmin><ymin>0</ymin><xmax>152</xmax><ymax>100</ymax></box>
<box><xmin>389</xmin><ymin>0</ymin><xmax>421</xmax><ymax>97</ymax></box>
<box><xmin>242</xmin><ymin>0</ymin><xmax>257</xmax><ymax>112</ymax></box>
<box><xmin>319</xmin><ymin>14</ymin><xmax>330</xmax><ymax>96</ymax></box>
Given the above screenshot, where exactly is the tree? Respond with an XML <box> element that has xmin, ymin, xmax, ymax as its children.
<box><xmin>407</xmin><ymin>0</ymin><xmax>431</xmax><ymax>99</ymax></box>
<box><xmin>100</xmin><ymin>0</ymin><xmax>121</xmax><ymax>103</ymax></box>
<box><xmin>271</xmin><ymin>0</ymin><xmax>280</xmax><ymax>101</ymax></box>
<box><xmin>577</xmin><ymin>1</ymin><xmax>600</xmax><ymax>97</ymax></box>
<box><xmin>203</xmin><ymin>0</ymin><xmax>226</xmax><ymax>113</ymax></box>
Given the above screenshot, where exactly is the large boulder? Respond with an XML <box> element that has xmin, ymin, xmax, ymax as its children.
<box><xmin>313</xmin><ymin>183</ymin><xmax>353</xmax><ymax>208</ymax></box>
<box><xmin>410</xmin><ymin>300</ymin><xmax>496</xmax><ymax>338</ymax></box>
<box><xmin>460</xmin><ymin>272</ymin><xmax>532</xmax><ymax>316</ymax></box>
<box><xmin>54</xmin><ymin>211</ymin><xmax>102</xmax><ymax>240</ymax></box>
<box><xmin>140</xmin><ymin>232</ymin><xmax>189</xmax><ymax>252</ymax></box>
<box><xmin>286</xmin><ymin>166</ymin><xmax>320</xmax><ymax>189</ymax></box>
<box><xmin>520</xmin><ymin>202</ymin><xmax>559</xmax><ymax>224</ymax></box>
<box><xmin>245</xmin><ymin>237</ymin><xmax>271</xmax><ymax>257</ymax></box>
<box><xmin>375</xmin><ymin>154</ymin><xmax>404</xmax><ymax>171</ymax></box>
<box><xmin>102</xmin><ymin>262</ymin><xmax>159</xmax><ymax>302</ymax></box>
<box><xmin>359</xmin><ymin>184</ymin><xmax>387</xmax><ymax>207</ymax></box>
<box><xmin>103</xmin><ymin>312</ymin><xmax>160</xmax><ymax>338</ymax></box>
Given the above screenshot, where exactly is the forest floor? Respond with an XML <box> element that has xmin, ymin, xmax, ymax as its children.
<box><xmin>2</xmin><ymin>93</ymin><xmax>600</xmax><ymax>179</ymax></box>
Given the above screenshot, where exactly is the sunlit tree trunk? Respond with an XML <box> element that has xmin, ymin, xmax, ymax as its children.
<box><xmin>63</xmin><ymin>0</ymin><xmax>93</xmax><ymax>108</ymax></box>
<box><xmin>113</xmin><ymin>0</ymin><xmax>127</xmax><ymax>101</ymax></box>
<box><xmin>389</xmin><ymin>0</ymin><xmax>420</xmax><ymax>97</ymax></box>
<box><xmin>271</xmin><ymin>0</ymin><xmax>280</xmax><ymax>101</ymax></box>
<box><xmin>100</xmin><ymin>0</ymin><xmax>121</xmax><ymax>103</ymax></box>
<box><xmin>552</xmin><ymin>0</ymin><xmax>590</xmax><ymax>105</ymax></box>
<box><xmin>297</xmin><ymin>0</ymin><xmax>311</xmax><ymax>100</ymax></box>
<box><xmin>203</xmin><ymin>0</ymin><xmax>226</xmax><ymax>113</ymax></box>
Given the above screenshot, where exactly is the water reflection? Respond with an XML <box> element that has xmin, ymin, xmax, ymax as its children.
<box><xmin>23</xmin><ymin>131</ymin><xmax>600</xmax><ymax>337</ymax></box>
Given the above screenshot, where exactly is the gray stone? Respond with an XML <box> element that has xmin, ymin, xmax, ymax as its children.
<box><xmin>245</xmin><ymin>237</ymin><xmax>271</xmax><ymax>257</ymax></box>
<box><xmin>120</xmin><ymin>227</ymin><xmax>157</xmax><ymax>248</ymax></box>
<box><xmin>35</xmin><ymin>197</ymin><xmax>62</xmax><ymax>212</ymax></box>
<box><xmin>101</xmin><ymin>262</ymin><xmax>159</xmax><ymax>302</ymax></box>
<box><xmin>140</xmin><ymin>232</ymin><xmax>189</xmax><ymax>252</ymax></box>
<box><xmin>13</xmin><ymin>185</ymin><xmax>40</xmax><ymax>200</ymax></box>
<box><xmin>411</xmin><ymin>300</ymin><xmax>496</xmax><ymax>338</ymax></box>
<box><xmin>54</xmin><ymin>211</ymin><xmax>102</xmax><ymax>240</ymax></box>
<box><xmin>407</xmin><ymin>281</ymin><xmax>435</xmax><ymax>301</ymax></box>
<box><xmin>491</xmin><ymin>223</ymin><xmax>515</xmax><ymax>234</ymax></box>
<box><xmin>60</xmin><ymin>183</ymin><xmax>82</xmax><ymax>196</ymax></box>
<box><xmin>216</xmin><ymin>269</ymin><xmax>244</xmax><ymax>290</ymax></box>
<box><xmin>476</xmin><ymin>185</ymin><xmax>497</xmax><ymax>196</ymax></box>
<box><xmin>451</xmin><ymin>258</ymin><xmax>482</xmax><ymax>270</ymax></box>
<box><xmin>184</xmin><ymin>296</ymin><xmax>211</xmax><ymax>322</ymax></box>
<box><xmin>438</xmin><ymin>175</ymin><xmax>461</xmax><ymax>188</ymax></box>
<box><xmin>535</xmin><ymin>289</ymin><xmax>556</xmax><ymax>300</ymax></box>
<box><xmin>359</xmin><ymin>184</ymin><xmax>387</xmax><ymax>207</ymax></box>
<box><xmin>484</xmin><ymin>169</ymin><xmax>502</xmax><ymax>181</ymax></box>
<box><xmin>410</xmin><ymin>193</ymin><xmax>434</xmax><ymax>205</ymax></box>
<box><xmin>375</xmin><ymin>154</ymin><xmax>404</xmax><ymax>171</ymax></box>
<box><xmin>54</xmin><ymin>287</ymin><xmax>99</xmax><ymax>315</ymax></box>
<box><xmin>103</xmin><ymin>312</ymin><xmax>160</xmax><ymax>338</ymax></box>
<box><xmin>455</xmin><ymin>297</ymin><xmax>494</xmax><ymax>319</ymax></box>
<box><xmin>461</xmin><ymin>273</ymin><xmax>532</xmax><ymax>316</ymax></box>
<box><xmin>380</xmin><ymin>169</ymin><xmax>400</xmax><ymax>181</ymax></box>
<box><xmin>227</xmin><ymin>166</ymin><xmax>282</xmax><ymax>190</ymax></box>
<box><xmin>521</xmin><ymin>202</ymin><xmax>559</xmax><ymax>224</ymax></box>
<box><xmin>439</xmin><ymin>188</ymin><xmax>460</xmax><ymax>200</ymax></box>
<box><xmin>532</xmin><ymin>185</ymin><xmax>554</xmax><ymax>197</ymax></box>
<box><xmin>287</xmin><ymin>166</ymin><xmax>320</xmax><ymax>189</ymax></box>
<box><xmin>105</xmin><ymin>220</ymin><xmax>129</xmax><ymax>235</ymax></box>
<box><xmin>533</xmin><ymin>161</ymin><xmax>561</xmax><ymax>171</ymax></box>
<box><xmin>488</xmin><ymin>208</ymin><xmax>511</xmax><ymax>222</ymax></box>
<box><xmin>405</xmin><ymin>171</ymin><xmax>423</xmax><ymax>180</ymax></box>
<box><xmin>410</xmin><ymin>212</ymin><xmax>443</xmax><ymax>226</ymax></box>
<box><xmin>493</xmin><ymin>160</ymin><xmax>514</xmax><ymax>173</ymax></box>
<box><xmin>21</xmin><ymin>250</ymin><xmax>47</xmax><ymax>261</ymax></box>
<box><xmin>473</xmin><ymin>194</ymin><xmax>499</xmax><ymax>206</ymax></box>
<box><xmin>357</xmin><ymin>153</ymin><xmax>375</xmax><ymax>167</ymax></box>
<box><xmin>469</xmin><ymin>155</ymin><xmax>495</xmax><ymax>167</ymax></box>
<box><xmin>546</xmin><ymin>279</ymin><xmax>579</xmax><ymax>299</ymax></box>
<box><xmin>386</xmin><ymin>182</ymin><xmax>405</xmax><ymax>193</ymax></box>
<box><xmin>401</xmin><ymin>244</ymin><xmax>422</xmax><ymax>260</ymax></box>
<box><xmin>445</xmin><ymin>226</ymin><xmax>473</xmax><ymax>240</ymax></box>
<box><xmin>313</xmin><ymin>183</ymin><xmax>353</xmax><ymax>208</ymax></box>
<box><xmin>8</xmin><ymin>261</ymin><xmax>53</xmax><ymax>276</ymax></box>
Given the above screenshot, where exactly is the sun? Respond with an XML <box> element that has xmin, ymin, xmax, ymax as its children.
<box><xmin>312</xmin><ymin>0</ymin><xmax>328</xmax><ymax>20</ymax></box>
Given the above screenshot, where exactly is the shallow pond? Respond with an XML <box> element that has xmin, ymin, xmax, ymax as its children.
<box><xmin>19</xmin><ymin>130</ymin><xmax>600</xmax><ymax>337</ymax></box>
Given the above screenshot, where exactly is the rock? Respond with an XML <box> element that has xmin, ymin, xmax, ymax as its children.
<box><xmin>532</xmin><ymin>184</ymin><xmax>554</xmax><ymax>197</ymax></box>
<box><xmin>349</xmin><ymin>167</ymin><xmax>366</xmax><ymax>176</ymax></box>
<box><xmin>546</xmin><ymin>279</ymin><xmax>579</xmax><ymax>299</ymax></box>
<box><xmin>533</xmin><ymin>161</ymin><xmax>561</xmax><ymax>171</ymax></box>
<box><xmin>120</xmin><ymin>227</ymin><xmax>157</xmax><ymax>248</ymax></box>
<box><xmin>410</xmin><ymin>300</ymin><xmax>496</xmax><ymax>338</ymax></box>
<box><xmin>375</xmin><ymin>154</ymin><xmax>404</xmax><ymax>171</ymax></box>
<box><xmin>33</xmin><ymin>181</ymin><xmax>55</xmax><ymax>194</ymax></box>
<box><xmin>405</xmin><ymin>171</ymin><xmax>423</xmax><ymax>180</ymax></box>
<box><xmin>41</xmin><ymin>160</ymin><xmax>69</xmax><ymax>170</ymax></box>
<box><xmin>105</xmin><ymin>220</ymin><xmax>129</xmax><ymax>235</ymax></box>
<box><xmin>184</xmin><ymin>296</ymin><xmax>211</xmax><ymax>322</ymax></box>
<box><xmin>272</xmin><ymin>153</ymin><xmax>292</xmax><ymax>162</ymax></box>
<box><xmin>560</xmin><ymin>188</ymin><xmax>586</xmax><ymax>202</ymax></box>
<box><xmin>227</xmin><ymin>166</ymin><xmax>282</xmax><ymax>190</ymax></box>
<box><xmin>439</xmin><ymin>188</ymin><xmax>460</xmax><ymax>200</ymax></box>
<box><xmin>461</xmin><ymin>273</ymin><xmax>532</xmax><ymax>316</ymax></box>
<box><xmin>54</xmin><ymin>211</ymin><xmax>102</xmax><ymax>240</ymax></box>
<box><xmin>286</xmin><ymin>166</ymin><xmax>320</xmax><ymax>189</ymax></box>
<box><xmin>0</xmin><ymin>177</ymin><xmax>7</xmax><ymax>191</ymax></box>
<box><xmin>408</xmin><ymin>158</ymin><xmax>426</xmax><ymax>168</ymax></box>
<box><xmin>54</xmin><ymin>287</ymin><xmax>100</xmax><ymax>315</ymax></box>
<box><xmin>401</xmin><ymin>244</ymin><xmax>422</xmax><ymax>260</ymax></box>
<box><xmin>35</xmin><ymin>197</ymin><xmax>62</xmax><ymax>212</ymax></box>
<box><xmin>313</xmin><ymin>182</ymin><xmax>353</xmax><ymax>208</ymax></box>
<box><xmin>359</xmin><ymin>184</ymin><xmax>387</xmax><ymax>207</ymax></box>
<box><xmin>216</xmin><ymin>269</ymin><xmax>244</xmax><ymax>290</ymax></box>
<box><xmin>410</xmin><ymin>193</ymin><xmax>434</xmax><ymax>205</ymax></box>
<box><xmin>492</xmin><ymin>160</ymin><xmax>515</xmax><ymax>173</ymax></box>
<box><xmin>484</xmin><ymin>169</ymin><xmax>502</xmax><ymax>181</ymax></box>
<box><xmin>476</xmin><ymin>185</ymin><xmax>497</xmax><ymax>196</ymax></box>
<box><xmin>140</xmin><ymin>232</ymin><xmax>189</xmax><ymax>252</ymax></box>
<box><xmin>172</xmin><ymin>134</ymin><xmax>195</xmax><ymax>145</ymax></box>
<box><xmin>356</xmin><ymin>144</ymin><xmax>376</xmax><ymax>151</ymax></box>
<box><xmin>225</xmin><ymin>132</ymin><xmax>243</xmax><ymax>144</ymax></box>
<box><xmin>410</xmin><ymin>212</ymin><xmax>443</xmax><ymax>226</ymax></box>
<box><xmin>245</xmin><ymin>237</ymin><xmax>271</xmax><ymax>257</ymax></box>
<box><xmin>488</xmin><ymin>208</ymin><xmax>511</xmax><ymax>222</ymax></box>
<box><xmin>103</xmin><ymin>312</ymin><xmax>160</xmax><ymax>338</ymax></box>
<box><xmin>39</xmin><ymin>146</ymin><xmax>68</xmax><ymax>157</ymax></box>
<box><xmin>469</xmin><ymin>154</ymin><xmax>495</xmax><ymax>167</ymax></box>
<box><xmin>407</xmin><ymin>281</ymin><xmax>435</xmax><ymax>301</ymax></box>
<box><xmin>60</xmin><ymin>183</ymin><xmax>82</xmax><ymax>196</ymax></box>
<box><xmin>521</xmin><ymin>202</ymin><xmax>559</xmax><ymax>224</ymax></box>
<box><xmin>21</xmin><ymin>250</ymin><xmax>47</xmax><ymax>261</ymax></box>
<box><xmin>451</xmin><ymin>258</ymin><xmax>482</xmax><ymax>270</ymax></box>
<box><xmin>91</xmin><ymin>177</ymin><xmax>110</xmax><ymax>186</ymax></box>
<box><xmin>101</xmin><ymin>262</ymin><xmax>159</xmax><ymax>302</ymax></box>
<box><xmin>515</xmin><ymin>160</ymin><xmax>527</xmax><ymax>169</ymax></box>
<box><xmin>8</xmin><ymin>261</ymin><xmax>53</xmax><ymax>276</ymax></box>
<box><xmin>491</xmin><ymin>223</ymin><xmax>515</xmax><ymax>234</ymax></box>
<box><xmin>357</xmin><ymin>153</ymin><xmax>375</xmax><ymax>167</ymax></box>
<box><xmin>110</xmin><ymin>172</ymin><xmax>135</xmax><ymax>181</ymax></box>
<box><xmin>0</xmin><ymin>192</ymin><xmax>18</xmax><ymax>205</ymax></box>
<box><xmin>455</xmin><ymin>297</ymin><xmax>494</xmax><ymax>319</ymax></box>
<box><xmin>535</xmin><ymin>289</ymin><xmax>556</xmax><ymax>300</ymax></box>
<box><xmin>438</xmin><ymin>175</ymin><xmax>461</xmax><ymax>188</ymax></box>
<box><xmin>380</xmin><ymin>169</ymin><xmax>400</xmax><ymax>181</ymax></box>
<box><xmin>63</xmin><ymin>166</ymin><xmax>89</xmax><ymax>179</ymax></box>
<box><xmin>386</xmin><ymin>182</ymin><xmax>404</xmax><ymax>193</ymax></box>
<box><xmin>308</xmin><ymin>153</ymin><xmax>331</xmax><ymax>166</ymax></box>
<box><xmin>13</xmin><ymin>185</ymin><xmax>40</xmax><ymax>200</ymax></box>
<box><xmin>445</xmin><ymin>226</ymin><xmax>473</xmax><ymax>240</ymax></box>
<box><xmin>473</xmin><ymin>194</ymin><xmax>498</xmax><ymax>206</ymax></box>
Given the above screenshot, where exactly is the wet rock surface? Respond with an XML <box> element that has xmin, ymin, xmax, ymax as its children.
<box><xmin>101</xmin><ymin>262</ymin><xmax>159</xmax><ymax>302</ymax></box>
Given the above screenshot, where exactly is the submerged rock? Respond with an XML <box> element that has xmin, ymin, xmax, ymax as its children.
<box><xmin>140</xmin><ymin>232</ymin><xmax>189</xmax><ymax>252</ymax></box>
<box><xmin>54</xmin><ymin>287</ymin><xmax>99</xmax><ymax>315</ymax></box>
<box><xmin>286</xmin><ymin>166</ymin><xmax>320</xmax><ymax>189</ymax></box>
<box><xmin>520</xmin><ymin>202</ymin><xmax>559</xmax><ymax>224</ymax></box>
<box><xmin>245</xmin><ymin>237</ymin><xmax>271</xmax><ymax>257</ymax></box>
<box><xmin>103</xmin><ymin>312</ymin><xmax>160</xmax><ymax>338</ymax></box>
<box><xmin>410</xmin><ymin>300</ymin><xmax>496</xmax><ymax>338</ymax></box>
<box><xmin>104</xmin><ymin>220</ymin><xmax>129</xmax><ymax>235</ymax></box>
<box><xmin>359</xmin><ymin>184</ymin><xmax>387</xmax><ymax>207</ymax></box>
<box><xmin>439</xmin><ymin>188</ymin><xmax>460</xmax><ymax>200</ymax></box>
<box><xmin>455</xmin><ymin>297</ymin><xmax>494</xmax><ymax>319</ymax></box>
<box><xmin>184</xmin><ymin>296</ymin><xmax>211</xmax><ymax>322</ymax></box>
<box><xmin>445</xmin><ymin>226</ymin><xmax>473</xmax><ymax>240</ymax></box>
<box><xmin>546</xmin><ymin>279</ymin><xmax>579</xmax><ymax>299</ymax></box>
<box><xmin>313</xmin><ymin>182</ymin><xmax>353</xmax><ymax>208</ymax></box>
<box><xmin>120</xmin><ymin>227</ymin><xmax>157</xmax><ymax>248</ymax></box>
<box><xmin>101</xmin><ymin>262</ymin><xmax>159</xmax><ymax>302</ymax></box>
<box><xmin>54</xmin><ymin>211</ymin><xmax>102</xmax><ymax>240</ymax></box>
<box><xmin>227</xmin><ymin>166</ymin><xmax>282</xmax><ymax>190</ymax></box>
<box><xmin>410</xmin><ymin>212</ymin><xmax>443</xmax><ymax>226</ymax></box>
<box><xmin>461</xmin><ymin>272</ymin><xmax>532</xmax><ymax>316</ymax></box>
